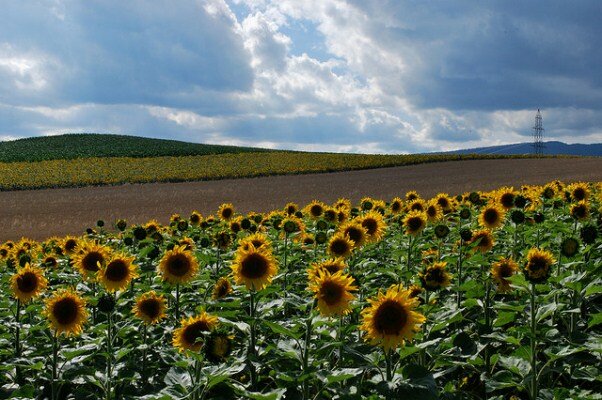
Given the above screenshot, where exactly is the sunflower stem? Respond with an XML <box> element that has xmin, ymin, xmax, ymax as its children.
<box><xmin>302</xmin><ymin>303</ymin><xmax>314</xmax><ymax>400</ymax></box>
<box><xmin>484</xmin><ymin>273</ymin><xmax>492</xmax><ymax>376</ymax></box>
<box><xmin>530</xmin><ymin>282</ymin><xmax>538</xmax><ymax>400</ymax></box>
<box><xmin>175</xmin><ymin>284</ymin><xmax>180</xmax><ymax>322</ymax></box>
<box><xmin>51</xmin><ymin>334</ymin><xmax>59</xmax><ymax>400</ymax></box>
<box><xmin>106</xmin><ymin>310</ymin><xmax>113</xmax><ymax>400</ymax></box>
<box><xmin>248</xmin><ymin>289</ymin><xmax>258</xmax><ymax>388</ymax></box>
<box><xmin>141</xmin><ymin>324</ymin><xmax>147</xmax><ymax>383</ymax></box>
<box><xmin>384</xmin><ymin>349</ymin><xmax>393</xmax><ymax>382</ymax></box>
<box><xmin>15</xmin><ymin>299</ymin><xmax>20</xmax><ymax>358</ymax></box>
<box><xmin>282</xmin><ymin>233</ymin><xmax>289</xmax><ymax>291</ymax></box>
<box><xmin>456</xmin><ymin>239</ymin><xmax>464</xmax><ymax>310</ymax></box>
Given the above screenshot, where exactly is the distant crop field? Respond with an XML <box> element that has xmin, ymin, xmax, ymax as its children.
<box><xmin>0</xmin><ymin>152</ymin><xmax>557</xmax><ymax>191</ymax></box>
<box><xmin>0</xmin><ymin>134</ymin><xmax>270</xmax><ymax>163</ymax></box>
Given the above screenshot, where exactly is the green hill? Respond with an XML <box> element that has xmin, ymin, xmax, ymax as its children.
<box><xmin>0</xmin><ymin>133</ymin><xmax>271</xmax><ymax>162</ymax></box>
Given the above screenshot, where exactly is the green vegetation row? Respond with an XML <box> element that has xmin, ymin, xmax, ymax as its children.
<box><xmin>0</xmin><ymin>152</ymin><xmax>554</xmax><ymax>191</ymax></box>
<box><xmin>0</xmin><ymin>134</ymin><xmax>271</xmax><ymax>163</ymax></box>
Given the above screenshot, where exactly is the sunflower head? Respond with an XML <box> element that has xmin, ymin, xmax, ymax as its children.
<box><xmin>524</xmin><ymin>248</ymin><xmax>555</xmax><ymax>283</ymax></box>
<box><xmin>470</xmin><ymin>230</ymin><xmax>495</xmax><ymax>253</ymax></box>
<box><xmin>205</xmin><ymin>331</ymin><xmax>234</xmax><ymax>363</ymax></box>
<box><xmin>359</xmin><ymin>211</ymin><xmax>386</xmax><ymax>242</ymax></box>
<box><xmin>407</xmin><ymin>199</ymin><xmax>426</xmax><ymax>213</ymax></box>
<box><xmin>425</xmin><ymin>200</ymin><xmax>443</xmax><ymax>222</ymax></box>
<box><xmin>327</xmin><ymin>232</ymin><xmax>354</xmax><ymax>259</ymax></box>
<box><xmin>212</xmin><ymin>277</ymin><xmax>233</xmax><ymax>300</ymax></box>
<box><xmin>390</xmin><ymin>197</ymin><xmax>404</xmax><ymax>214</ymax></box>
<box><xmin>309</xmin><ymin>270</ymin><xmax>357</xmax><ymax>317</ymax></box>
<box><xmin>339</xmin><ymin>221</ymin><xmax>368</xmax><ymax>248</ymax></box>
<box><xmin>568</xmin><ymin>182</ymin><xmax>589</xmax><ymax>202</ymax></box>
<box><xmin>281</xmin><ymin>216</ymin><xmax>305</xmax><ymax>234</ymax></box>
<box><xmin>10</xmin><ymin>264</ymin><xmax>48</xmax><ymax>303</ymax></box>
<box><xmin>478</xmin><ymin>203</ymin><xmax>506</xmax><ymax>229</ymax></box>
<box><xmin>231</xmin><ymin>244</ymin><xmax>278</xmax><ymax>291</ymax></box>
<box><xmin>284</xmin><ymin>202</ymin><xmax>299</xmax><ymax>216</ymax></box>
<box><xmin>491</xmin><ymin>258</ymin><xmax>519</xmax><ymax>293</ymax></box>
<box><xmin>560</xmin><ymin>237</ymin><xmax>580</xmax><ymax>258</ymax></box>
<box><xmin>305</xmin><ymin>200</ymin><xmax>326</xmax><ymax>219</ymax></box>
<box><xmin>419</xmin><ymin>261</ymin><xmax>452</xmax><ymax>290</ymax></box>
<box><xmin>190</xmin><ymin>211</ymin><xmax>202</xmax><ymax>226</ymax></box>
<box><xmin>72</xmin><ymin>242</ymin><xmax>111</xmax><ymax>279</ymax></box>
<box><xmin>497</xmin><ymin>187</ymin><xmax>516</xmax><ymax>209</ymax></box>
<box><xmin>132</xmin><ymin>291</ymin><xmax>167</xmax><ymax>325</ymax></box>
<box><xmin>360</xmin><ymin>285</ymin><xmax>426</xmax><ymax>351</ymax></box>
<box><xmin>217</xmin><ymin>203</ymin><xmax>235</xmax><ymax>221</ymax></box>
<box><xmin>173</xmin><ymin>312</ymin><xmax>219</xmax><ymax>353</ymax></box>
<box><xmin>239</xmin><ymin>232</ymin><xmax>272</xmax><ymax>252</ymax></box>
<box><xmin>44</xmin><ymin>289</ymin><xmax>88</xmax><ymax>336</ymax></box>
<box><xmin>158</xmin><ymin>246</ymin><xmax>199</xmax><ymax>285</ymax></box>
<box><xmin>62</xmin><ymin>236</ymin><xmax>80</xmax><ymax>255</ymax></box>
<box><xmin>403</xmin><ymin>211</ymin><xmax>427</xmax><ymax>235</ymax></box>
<box><xmin>435</xmin><ymin>193</ymin><xmax>453</xmax><ymax>213</ymax></box>
<box><xmin>97</xmin><ymin>254</ymin><xmax>138</xmax><ymax>292</ymax></box>
<box><xmin>405</xmin><ymin>191</ymin><xmax>420</xmax><ymax>202</ymax></box>
<box><xmin>570</xmin><ymin>201</ymin><xmax>589</xmax><ymax>221</ymax></box>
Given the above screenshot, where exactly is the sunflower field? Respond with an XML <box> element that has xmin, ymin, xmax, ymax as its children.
<box><xmin>1</xmin><ymin>180</ymin><xmax>601</xmax><ymax>399</ymax></box>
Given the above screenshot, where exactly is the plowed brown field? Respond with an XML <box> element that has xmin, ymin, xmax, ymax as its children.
<box><xmin>2</xmin><ymin>158</ymin><xmax>601</xmax><ymax>241</ymax></box>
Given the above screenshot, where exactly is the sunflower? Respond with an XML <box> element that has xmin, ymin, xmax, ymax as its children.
<box><xmin>239</xmin><ymin>233</ymin><xmax>272</xmax><ymax>252</ymax></box>
<box><xmin>158</xmin><ymin>246</ymin><xmax>199</xmax><ymax>285</ymax></box>
<box><xmin>10</xmin><ymin>264</ymin><xmax>48</xmax><ymax>303</ymax></box>
<box><xmin>524</xmin><ymin>248</ymin><xmax>555</xmax><ymax>283</ymax></box>
<box><xmin>309</xmin><ymin>270</ymin><xmax>357</xmax><ymax>317</ymax></box>
<box><xmin>322</xmin><ymin>207</ymin><xmax>338</xmax><ymax>223</ymax></box>
<box><xmin>405</xmin><ymin>191</ymin><xmax>420</xmax><ymax>202</ymax></box>
<box><xmin>97</xmin><ymin>254</ymin><xmax>138</xmax><ymax>292</ymax></box>
<box><xmin>334</xmin><ymin>198</ymin><xmax>352</xmax><ymax>210</ymax></box>
<box><xmin>173</xmin><ymin>311</ymin><xmax>219</xmax><ymax>353</ymax></box>
<box><xmin>390</xmin><ymin>197</ymin><xmax>404</xmax><ymax>214</ymax></box>
<box><xmin>72</xmin><ymin>242</ymin><xmax>111</xmax><ymax>279</ymax></box>
<box><xmin>568</xmin><ymin>182</ymin><xmax>589</xmax><ymax>202</ymax></box>
<box><xmin>407</xmin><ymin>199</ymin><xmax>426</xmax><ymax>213</ymax></box>
<box><xmin>44</xmin><ymin>289</ymin><xmax>88</xmax><ymax>336</ymax></box>
<box><xmin>425</xmin><ymin>200</ymin><xmax>443</xmax><ymax>222</ymax></box>
<box><xmin>284</xmin><ymin>202</ymin><xmax>299</xmax><ymax>215</ymax></box>
<box><xmin>403</xmin><ymin>211</ymin><xmax>427</xmax><ymax>235</ymax></box>
<box><xmin>231</xmin><ymin>245</ymin><xmax>278</xmax><ymax>291</ymax></box>
<box><xmin>204</xmin><ymin>332</ymin><xmax>234</xmax><ymax>363</ymax></box>
<box><xmin>470</xmin><ymin>230</ymin><xmax>495</xmax><ymax>253</ymax></box>
<box><xmin>281</xmin><ymin>216</ymin><xmax>305</xmax><ymax>234</ymax></box>
<box><xmin>491</xmin><ymin>258</ymin><xmax>519</xmax><ymax>293</ymax></box>
<box><xmin>212</xmin><ymin>277</ymin><xmax>233</xmax><ymax>300</ymax></box>
<box><xmin>305</xmin><ymin>200</ymin><xmax>326</xmax><ymax>219</ymax></box>
<box><xmin>61</xmin><ymin>236</ymin><xmax>80</xmax><ymax>255</ymax></box>
<box><xmin>217</xmin><ymin>203</ymin><xmax>235</xmax><ymax>221</ymax></box>
<box><xmin>560</xmin><ymin>237</ymin><xmax>580</xmax><ymax>258</ymax></box>
<box><xmin>144</xmin><ymin>219</ymin><xmax>162</xmax><ymax>234</ymax></box>
<box><xmin>570</xmin><ymin>201</ymin><xmax>589</xmax><ymax>221</ymax></box>
<box><xmin>307</xmin><ymin>258</ymin><xmax>347</xmax><ymax>282</ymax></box>
<box><xmin>359</xmin><ymin>211</ymin><xmax>386</xmax><ymax>242</ymax></box>
<box><xmin>478</xmin><ymin>203</ymin><xmax>506</xmax><ymax>229</ymax></box>
<box><xmin>435</xmin><ymin>193</ymin><xmax>453</xmax><ymax>213</ymax></box>
<box><xmin>327</xmin><ymin>232</ymin><xmax>355</xmax><ymax>259</ymax></box>
<box><xmin>496</xmin><ymin>187</ymin><xmax>516</xmax><ymax>209</ymax></box>
<box><xmin>339</xmin><ymin>221</ymin><xmax>368</xmax><ymax>248</ymax></box>
<box><xmin>132</xmin><ymin>291</ymin><xmax>167</xmax><ymax>325</ymax></box>
<box><xmin>419</xmin><ymin>262</ymin><xmax>452</xmax><ymax>290</ymax></box>
<box><xmin>360</xmin><ymin>286</ymin><xmax>426</xmax><ymax>350</ymax></box>
<box><xmin>189</xmin><ymin>211</ymin><xmax>202</xmax><ymax>226</ymax></box>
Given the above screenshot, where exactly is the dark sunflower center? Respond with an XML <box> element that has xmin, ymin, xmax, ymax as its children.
<box><xmin>392</xmin><ymin>202</ymin><xmax>402</xmax><ymax>212</ymax></box>
<box><xmin>82</xmin><ymin>251</ymin><xmax>103</xmax><ymax>272</ymax></box>
<box><xmin>139</xmin><ymin>299</ymin><xmax>161</xmax><ymax>320</ymax></box>
<box><xmin>484</xmin><ymin>209</ymin><xmax>499</xmax><ymax>225</ymax></box>
<box><xmin>572</xmin><ymin>205</ymin><xmax>586</xmax><ymax>218</ymax></box>
<box><xmin>501</xmin><ymin>193</ymin><xmax>515</xmax><ymax>208</ymax></box>
<box><xmin>345</xmin><ymin>227</ymin><xmax>363</xmax><ymax>243</ymax></box>
<box><xmin>475</xmin><ymin>234</ymin><xmax>491</xmax><ymax>248</ymax></box>
<box><xmin>251</xmin><ymin>240</ymin><xmax>264</xmax><ymax>248</ymax></box>
<box><xmin>374</xmin><ymin>300</ymin><xmax>408</xmax><ymax>335</ymax></box>
<box><xmin>426</xmin><ymin>206</ymin><xmax>437</xmax><ymax>217</ymax></box>
<box><xmin>427</xmin><ymin>267</ymin><xmax>445</xmax><ymax>283</ymax></box>
<box><xmin>310</xmin><ymin>205</ymin><xmax>323</xmax><ymax>217</ymax></box>
<box><xmin>319</xmin><ymin>281</ymin><xmax>344</xmax><ymax>305</ymax></box>
<box><xmin>407</xmin><ymin>216</ymin><xmax>423</xmax><ymax>231</ymax></box>
<box><xmin>573</xmin><ymin>188</ymin><xmax>585</xmax><ymax>200</ymax></box>
<box><xmin>190</xmin><ymin>214</ymin><xmax>200</xmax><ymax>223</ymax></box>
<box><xmin>105</xmin><ymin>260</ymin><xmax>129</xmax><ymax>282</ymax></box>
<box><xmin>287</xmin><ymin>205</ymin><xmax>296</xmax><ymax>214</ymax></box>
<box><xmin>324</xmin><ymin>210</ymin><xmax>336</xmax><ymax>221</ymax></box>
<box><xmin>167</xmin><ymin>254</ymin><xmax>192</xmax><ymax>277</ymax></box>
<box><xmin>65</xmin><ymin>240</ymin><xmax>77</xmax><ymax>252</ymax></box>
<box><xmin>437</xmin><ymin>198</ymin><xmax>449</xmax><ymax>209</ymax></box>
<box><xmin>528</xmin><ymin>256</ymin><xmax>549</xmax><ymax>272</ymax></box>
<box><xmin>215</xmin><ymin>282</ymin><xmax>229</xmax><ymax>298</ymax></box>
<box><xmin>410</xmin><ymin>203</ymin><xmax>424</xmax><ymax>212</ymax></box>
<box><xmin>240</xmin><ymin>253</ymin><xmax>269</xmax><ymax>279</ymax></box>
<box><xmin>362</xmin><ymin>219</ymin><xmax>377</xmax><ymax>235</ymax></box>
<box><xmin>17</xmin><ymin>272</ymin><xmax>38</xmax><ymax>293</ymax></box>
<box><xmin>221</xmin><ymin>208</ymin><xmax>233</xmax><ymax>219</ymax></box>
<box><xmin>53</xmin><ymin>298</ymin><xmax>79</xmax><ymax>325</ymax></box>
<box><xmin>330</xmin><ymin>239</ymin><xmax>350</xmax><ymax>256</ymax></box>
<box><xmin>183</xmin><ymin>321</ymin><xmax>211</xmax><ymax>346</ymax></box>
<box><xmin>498</xmin><ymin>264</ymin><xmax>514</xmax><ymax>278</ymax></box>
<box><xmin>324</xmin><ymin>264</ymin><xmax>341</xmax><ymax>274</ymax></box>
<box><xmin>45</xmin><ymin>257</ymin><xmax>58</xmax><ymax>267</ymax></box>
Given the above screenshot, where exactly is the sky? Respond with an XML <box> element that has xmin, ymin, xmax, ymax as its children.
<box><xmin>1</xmin><ymin>0</ymin><xmax>601</xmax><ymax>153</ymax></box>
